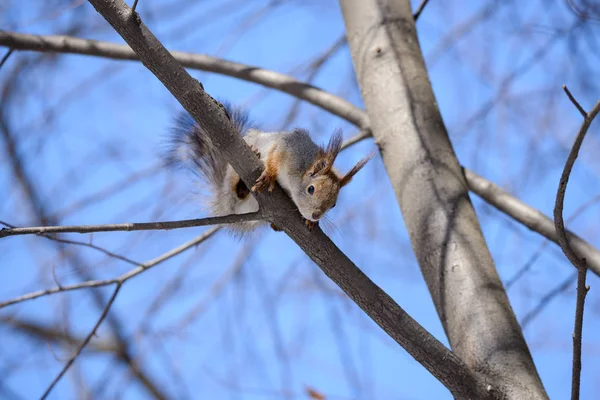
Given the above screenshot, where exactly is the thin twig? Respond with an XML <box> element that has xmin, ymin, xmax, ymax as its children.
<box><xmin>562</xmin><ymin>85</ymin><xmax>587</xmax><ymax>118</ymax></box>
<box><xmin>0</xmin><ymin>48</ymin><xmax>14</xmax><ymax>69</ymax></box>
<box><xmin>0</xmin><ymin>212</ymin><xmax>260</xmax><ymax>238</ymax></box>
<box><xmin>553</xmin><ymin>94</ymin><xmax>600</xmax><ymax>266</ymax></box>
<box><xmin>571</xmin><ymin>266</ymin><xmax>589</xmax><ymax>400</ymax></box>
<box><xmin>40</xmin><ymin>283</ymin><xmax>122</xmax><ymax>400</ymax></box>
<box><xmin>554</xmin><ymin>87</ymin><xmax>600</xmax><ymax>400</ymax></box>
<box><xmin>131</xmin><ymin>0</ymin><xmax>139</xmax><ymax>12</ymax></box>
<box><xmin>505</xmin><ymin>193</ymin><xmax>600</xmax><ymax>289</ymax></box>
<box><xmin>340</xmin><ymin>129</ymin><xmax>372</xmax><ymax>150</ymax></box>
<box><xmin>413</xmin><ymin>0</ymin><xmax>431</xmax><ymax>21</ymax></box>
<box><xmin>0</xmin><ymin>220</ymin><xmax>141</xmax><ymax>266</ymax></box>
<box><xmin>281</xmin><ymin>34</ymin><xmax>347</xmax><ymax>128</ymax></box>
<box><xmin>520</xmin><ymin>271</ymin><xmax>577</xmax><ymax>329</ymax></box>
<box><xmin>0</xmin><ymin>227</ymin><xmax>219</xmax><ymax>309</ymax></box>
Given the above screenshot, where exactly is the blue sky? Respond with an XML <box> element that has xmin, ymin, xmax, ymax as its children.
<box><xmin>1</xmin><ymin>0</ymin><xmax>599</xmax><ymax>399</ymax></box>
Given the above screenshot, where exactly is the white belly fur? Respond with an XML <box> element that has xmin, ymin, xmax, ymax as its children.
<box><xmin>234</xmin><ymin>196</ymin><xmax>259</xmax><ymax>214</ymax></box>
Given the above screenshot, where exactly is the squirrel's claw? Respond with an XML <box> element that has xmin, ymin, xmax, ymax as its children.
<box><xmin>305</xmin><ymin>219</ymin><xmax>318</xmax><ymax>231</ymax></box>
<box><xmin>270</xmin><ymin>223</ymin><xmax>282</xmax><ymax>232</ymax></box>
<box><xmin>252</xmin><ymin>171</ymin><xmax>276</xmax><ymax>192</ymax></box>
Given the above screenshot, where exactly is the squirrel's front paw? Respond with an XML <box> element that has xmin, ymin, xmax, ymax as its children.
<box><xmin>252</xmin><ymin>171</ymin><xmax>276</xmax><ymax>192</ymax></box>
<box><xmin>304</xmin><ymin>219</ymin><xmax>318</xmax><ymax>231</ymax></box>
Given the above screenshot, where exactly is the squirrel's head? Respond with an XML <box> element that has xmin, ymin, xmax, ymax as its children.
<box><xmin>297</xmin><ymin>130</ymin><xmax>373</xmax><ymax>222</ymax></box>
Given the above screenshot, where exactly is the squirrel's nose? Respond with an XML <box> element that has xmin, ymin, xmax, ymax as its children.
<box><xmin>312</xmin><ymin>211</ymin><xmax>322</xmax><ymax>220</ymax></box>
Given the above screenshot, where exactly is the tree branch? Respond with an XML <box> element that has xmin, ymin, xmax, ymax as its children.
<box><xmin>0</xmin><ymin>31</ymin><xmax>368</xmax><ymax>129</ymax></box>
<box><xmin>464</xmin><ymin>168</ymin><xmax>600</xmax><ymax>276</ymax></box>
<box><xmin>413</xmin><ymin>0</ymin><xmax>431</xmax><ymax>21</ymax></box>
<box><xmin>40</xmin><ymin>283</ymin><xmax>121</xmax><ymax>400</ymax></box>
<box><xmin>3</xmin><ymin>30</ymin><xmax>599</xmax><ymax>280</ymax></box>
<box><xmin>553</xmin><ymin>87</ymin><xmax>599</xmax><ymax>400</ymax></box>
<box><xmin>0</xmin><ymin>48</ymin><xmax>13</xmax><ymax>69</ymax></box>
<box><xmin>0</xmin><ymin>212</ymin><xmax>260</xmax><ymax>238</ymax></box>
<box><xmin>0</xmin><ymin>227</ymin><xmax>219</xmax><ymax>309</ymax></box>
<box><xmin>81</xmin><ymin>1</ymin><xmax>495</xmax><ymax>398</ymax></box>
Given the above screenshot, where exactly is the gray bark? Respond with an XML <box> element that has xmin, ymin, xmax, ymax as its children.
<box><xmin>339</xmin><ymin>0</ymin><xmax>548</xmax><ymax>398</ymax></box>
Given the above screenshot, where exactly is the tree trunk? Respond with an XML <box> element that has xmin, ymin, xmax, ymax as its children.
<box><xmin>339</xmin><ymin>1</ymin><xmax>548</xmax><ymax>398</ymax></box>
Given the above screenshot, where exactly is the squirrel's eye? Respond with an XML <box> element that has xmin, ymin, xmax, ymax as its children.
<box><xmin>307</xmin><ymin>185</ymin><xmax>315</xmax><ymax>195</ymax></box>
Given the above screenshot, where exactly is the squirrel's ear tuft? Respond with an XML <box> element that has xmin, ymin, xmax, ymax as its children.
<box><xmin>308</xmin><ymin>130</ymin><xmax>345</xmax><ymax>177</ymax></box>
<box><xmin>325</xmin><ymin>129</ymin><xmax>343</xmax><ymax>160</ymax></box>
<box><xmin>339</xmin><ymin>153</ymin><xmax>375</xmax><ymax>187</ymax></box>
<box><xmin>313</xmin><ymin>129</ymin><xmax>344</xmax><ymax>176</ymax></box>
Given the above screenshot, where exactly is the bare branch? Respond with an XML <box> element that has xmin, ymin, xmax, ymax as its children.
<box><xmin>281</xmin><ymin>34</ymin><xmax>347</xmax><ymax>128</ymax></box>
<box><xmin>0</xmin><ymin>48</ymin><xmax>13</xmax><ymax>69</ymax></box>
<box><xmin>3</xmin><ymin>31</ymin><xmax>600</xmax><ymax>283</ymax></box>
<box><xmin>1</xmin><ymin>316</ymin><xmax>169</xmax><ymax>400</ymax></box>
<box><xmin>413</xmin><ymin>0</ymin><xmax>431</xmax><ymax>21</ymax></box>
<box><xmin>464</xmin><ymin>168</ymin><xmax>600</xmax><ymax>277</ymax></box>
<box><xmin>48</xmin><ymin>163</ymin><xmax>163</xmax><ymax>219</ymax></box>
<box><xmin>554</xmin><ymin>88</ymin><xmax>599</xmax><ymax>400</ymax></box>
<box><xmin>82</xmin><ymin>1</ymin><xmax>495</xmax><ymax>397</ymax></box>
<box><xmin>0</xmin><ymin>212</ymin><xmax>260</xmax><ymax>238</ymax></box>
<box><xmin>520</xmin><ymin>271</ymin><xmax>577</xmax><ymax>329</ymax></box>
<box><xmin>553</xmin><ymin>93</ymin><xmax>600</xmax><ymax>267</ymax></box>
<box><xmin>340</xmin><ymin>129</ymin><xmax>372</xmax><ymax>150</ymax></box>
<box><xmin>570</xmin><ymin>266</ymin><xmax>589</xmax><ymax>400</ymax></box>
<box><xmin>0</xmin><ymin>220</ymin><xmax>141</xmax><ymax>266</ymax></box>
<box><xmin>40</xmin><ymin>283</ymin><xmax>122</xmax><ymax>400</ymax></box>
<box><xmin>562</xmin><ymin>85</ymin><xmax>587</xmax><ymax>118</ymax></box>
<box><xmin>0</xmin><ymin>227</ymin><xmax>219</xmax><ymax>309</ymax></box>
<box><xmin>0</xmin><ymin>31</ymin><xmax>369</xmax><ymax>128</ymax></box>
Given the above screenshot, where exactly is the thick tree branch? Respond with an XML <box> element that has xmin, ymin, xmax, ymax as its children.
<box><xmin>0</xmin><ymin>31</ymin><xmax>368</xmax><ymax>129</ymax></box>
<box><xmin>80</xmin><ymin>1</ymin><xmax>495</xmax><ymax>398</ymax></box>
<box><xmin>339</xmin><ymin>0</ymin><xmax>547</xmax><ymax>398</ymax></box>
<box><xmin>464</xmin><ymin>168</ymin><xmax>600</xmax><ymax>276</ymax></box>
<box><xmin>554</xmin><ymin>87</ymin><xmax>599</xmax><ymax>400</ymax></box>
<box><xmin>0</xmin><ymin>212</ymin><xmax>260</xmax><ymax>238</ymax></box>
<box><xmin>2</xmin><ymin>31</ymin><xmax>599</xmax><ymax>279</ymax></box>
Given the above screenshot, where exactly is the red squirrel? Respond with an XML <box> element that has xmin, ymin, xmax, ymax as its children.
<box><xmin>167</xmin><ymin>102</ymin><xmax>372</xmax><ymax>234</ymax></box>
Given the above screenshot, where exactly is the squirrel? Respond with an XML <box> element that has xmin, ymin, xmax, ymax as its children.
<box><xmin>166</xmin><ymin>102</ymin><xmax>372</xmax><ymax>234</ymax></box>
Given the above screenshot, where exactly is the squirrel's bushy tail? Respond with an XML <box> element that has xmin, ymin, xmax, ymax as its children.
<box><xmin>165</xmin><ymin>102</ymin><xmax>251</xmax><ymax>187</ymax></box>
<box><xmin>165</xmin><ymin>102</ymin><xmax>262</xmax><ymax>234</ymax></box>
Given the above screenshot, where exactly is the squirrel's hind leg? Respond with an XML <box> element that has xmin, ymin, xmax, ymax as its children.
<box><xmin>231</xmin><ymin>145</ymin><xmax>262</xmax><ymax>199</ymax></box>
<box><xmin>233</xmin><ymin>176</ymin><xmax>250</xmax><ymax>199</ymax></box>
